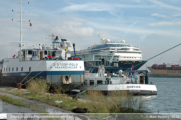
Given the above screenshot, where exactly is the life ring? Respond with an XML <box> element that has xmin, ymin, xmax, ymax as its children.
<box><xmin>68</xmin><ymin>57</ymin><xmax>79</xmax><ymax>60</ymax></box>
<box><xmin>85</xmin><ymin>71</ymin><xmax>89</xmax><ymax>75</ymax></box>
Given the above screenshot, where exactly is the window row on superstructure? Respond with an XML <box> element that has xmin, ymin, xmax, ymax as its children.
<box><xmin>3</xmin><ymin>67</ymin><xmax>31</xmax><ymax>72</ymax></box>
<box><xmin>91</xmin><ymin>44</ymin><xmax>129</xmax><ymax>50</ymax></box>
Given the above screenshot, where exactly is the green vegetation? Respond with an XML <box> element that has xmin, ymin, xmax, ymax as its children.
<box><xmin>0</xmin><ymin>94</ymin><xmax>29</xmax><ymax>107</ymax></box>
<box><xmin>5</xmin><ymin>87</ymin><xmax>13</xmax><ymax>91</ymax></box>
<box><xmin>1</xmin><ymin>79</ymin><xmax>146</xmax><ymax>114</ymax></box>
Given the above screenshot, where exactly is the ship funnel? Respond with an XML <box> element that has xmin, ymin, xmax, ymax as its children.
<box><xmin>73</xmin><ymin>43</ymin><xmax>76</xmax><ymax>56</ymax></box>
<box><xmin>55</xmin><ymin>36</ymin><xmax>59</xmax><ymax>41</ymax></box>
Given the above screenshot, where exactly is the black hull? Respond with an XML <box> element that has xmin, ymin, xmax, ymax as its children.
<box><xmin>85</xmin><ymin>60</ymin><xmax>147</xmax><ymax>73</ymax></box>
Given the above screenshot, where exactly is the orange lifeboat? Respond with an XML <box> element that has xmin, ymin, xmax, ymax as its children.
<box><xmin>68</xmin><ymin>57</ymin><xmax>79</xmax><ymax>60</ymax></box>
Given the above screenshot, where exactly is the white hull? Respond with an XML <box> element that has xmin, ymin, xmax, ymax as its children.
<box><xmin>1</xmin><ymin>58</ymin><xmax>85</xmax><ymax>91</ymax></box>
<box><xmin>78</xmin><ymin>84</ymin><xmax>157</xmax><ymax>95</ymax></box>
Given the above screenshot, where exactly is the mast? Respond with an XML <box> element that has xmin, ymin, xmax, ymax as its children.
<box><xmin>12</xmin><ymin>0</ymin><xmax>30</xmax><ymax>50</ymax></box>
<box><xmin>20</xmin><ymin>0</ymin><xmax>22</xmax><ymax>50</ymax></box>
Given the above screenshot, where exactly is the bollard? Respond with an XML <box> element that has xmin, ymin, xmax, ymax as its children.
<box><xmin>71</xmin><ymin>89</ymin><xmax>80</xmax><ymax>100</ymax></box>
<box><xmin>17</xmin><ymin>83</ymin><xmax>23</xmax><ymax>90</ymax></box>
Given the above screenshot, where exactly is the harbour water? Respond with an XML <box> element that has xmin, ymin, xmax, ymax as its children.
<box><xmin>141</xmin><ymin>77</ymin><xmax>181</xmax><ymax>113</ymax></box>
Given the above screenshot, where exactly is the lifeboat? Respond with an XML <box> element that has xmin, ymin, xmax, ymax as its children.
<box><xmin>68</xmin><ymin>57</ymin><xmax>79</xmax><ymax>60</ymax></box>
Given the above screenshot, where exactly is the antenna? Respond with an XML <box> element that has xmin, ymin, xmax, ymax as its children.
<box><xmin>12</xmin><ymin>0</ymin><xmax>30</xmax><ymax>50</ymax></box>
<box><xmin>49</xmin><ymin>33</ymin><xmax>55</xmax><ymax>42</ymax></box>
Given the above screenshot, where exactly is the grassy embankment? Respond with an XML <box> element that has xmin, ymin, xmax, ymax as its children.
<box><xmin>3</xmin><ymin>79</ymin><xmax>146</xmax><ymax>113</ymax></box>
<box><xmin>0</xmin><ymin>94</ymin><xmax>29</xmax><ymax>107</ymax></box>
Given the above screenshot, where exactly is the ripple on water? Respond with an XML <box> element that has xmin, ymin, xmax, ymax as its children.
<box><xmin>141</xmin><ymin>77</ymin><xmax>181</xmax><ymax>113</ymax></box>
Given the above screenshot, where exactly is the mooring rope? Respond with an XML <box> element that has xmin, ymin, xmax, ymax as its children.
<box><xmin>22</xmin><ymin>59</ymin><xmax>59</xmax><ymax>86</ymax></box>
<box><xmin>72</xmin><ymin>43</ymin><xmax>181</xmax><ymax>97</ymax></box>
<box><xmin>20</xmin><ymin>60</ymin><xmax>43</xmax><ymax>83</ymax></box>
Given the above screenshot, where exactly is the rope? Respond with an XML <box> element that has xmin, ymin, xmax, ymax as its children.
<box><xmin>122</xmin><ymin>43</ymin><xmax>181</xmax><ymax>74</ymax></box>
<box><xmin>73</xmin><ymin>43</ymin><xmax>181</xmax><ymax>97</ymax></box>
<box><xmin>22</xmin><ymin>59</ymin><xmax>59</xmax><ymax>86</ymax></box>
<box><xmin>20</xmin><ymin>60</ymin><xmax>43</xmax><ymax>83</ymax></box>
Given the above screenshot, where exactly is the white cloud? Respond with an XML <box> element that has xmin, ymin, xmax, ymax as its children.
<box><xmin>59</xmin><ymin>3</ymin><xmax>112</xmax><ymax>12</ymax></box>
<box><xmin>59</xmin><ymin>3</ymin><xmax>155</xmax><ymax>13</ymax></box>
<box><xmin>151</xmin><ymin>13</ymin><xmax>169</xmax><ymax>18</ymax></box>
<box><xmin>148</xmin><ymin>21</ymin><xmax>181</xmax><ymax>26</ymax></box>
<box><xmin>148</xmin><ymin>0</ymin><xmax>181</xmax><ymax>11</ymax></box>
<box><xmin>172</xmin><ymin>13</ymin><xmax>181</xmax><ymax>17</ymax></box>
<box><xmin>123</xmin><ymin>21</ymin><xmax>138</xmax><ymax>37</ymax></box>
<box><xmin>89</xmin><ymin>22</ymin><xmax>181</xmax><ymax>37</ymax></box>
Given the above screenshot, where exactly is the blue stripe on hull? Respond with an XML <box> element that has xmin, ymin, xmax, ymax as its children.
<box><xmin>2</xmin><ymin>71</ymin><xmax>84</xmax><ymax>76</ymax></box>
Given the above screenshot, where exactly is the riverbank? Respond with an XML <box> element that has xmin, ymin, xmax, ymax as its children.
<box><xmin>0</xmin><ymin>84</ymin><xmax>145</xmax><ymax>113</ymax></box>
<box><xmin>0</xmin><ymin>87</ymin><xmax>73</xmax><ymax>113</ymax></box>
<box><xmin>0</xmin><ymin>86</ymin><xmax>179</xmax><ymax>120</ymax></box>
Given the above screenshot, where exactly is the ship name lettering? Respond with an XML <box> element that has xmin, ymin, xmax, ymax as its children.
<box><xmin>127</xmin><ymin>86</ymin><xmax>141</xmax><ymax>88</ymax></box>
<box><xmin>53</xmin><ymin>62</ymin><xmax>79</xmax><ymax>69</ymax></box>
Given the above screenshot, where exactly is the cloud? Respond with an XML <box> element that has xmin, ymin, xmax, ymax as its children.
<box><xmin>148</xmin><ymin>21</ymin><xmax>181</xmax><ymax>26</ymax></box>
<box><xmin>59</xmin><ymin>3</ymin><xmax>156</xmax><ymax>13</ymax></box>
<box><xmin>151</xmin><ymin>13</ymin><xmax>169</xmax><ymax>18</ymax></box>
<box><xmin>148</xmin><ymin>0</ymin><xmax>181</xmax><ymax>11</ymax></box>
<box><xmin>172</xmin><ymin>13</ymin><xmax>181</xmax><ymax>17</ymax></box>
<box><xmin>89</xmin><ymin>22</ymin><xmax>181</xmax><ymax>37</ymax></box>
<box><xmin>123</xmin><ymin>21</ymin><xmax>138</xmax><ymax>37</ymax></box>
<box><xmin>59</xmin><ymin>3</ymin><xmax>112</xmax><ymax>12</ymax></box>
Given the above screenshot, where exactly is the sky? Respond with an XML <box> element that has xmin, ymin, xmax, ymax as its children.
<box><xmin>1</xmin><ymin>0</ymin><xmax>181</xmax><ymax>70</ymax></box>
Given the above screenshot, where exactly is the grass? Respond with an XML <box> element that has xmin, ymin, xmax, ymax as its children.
<box><xmin>0</xmin><ymin>94</ymin><xmax>29</xmax><ymax>107</ymax></box>
<box><xmin>1</xmin><ymin>79</ymin><xmax>146</xmax><ymax>114</ymax></box>
<box><xmin>6</xmin><ymin>87</ymin><xmax>13</xmax><ymax>91</ymax></box>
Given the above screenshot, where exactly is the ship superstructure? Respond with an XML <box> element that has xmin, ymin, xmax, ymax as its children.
<box><xmin>72</xmin><ymin>35</ymin><xmax>146</xmax><ymax>73</ymax></box>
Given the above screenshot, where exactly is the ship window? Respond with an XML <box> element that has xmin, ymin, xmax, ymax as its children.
<box><xmin>97</xmin><ymin>80</ymin><xmax>103</xmax><ymax>85</ymax></box>
<box><xmin>28</xmin><ymin>50</ymin><xmax>32</xmax><ymax>55</ymax></box>
<box><xmin>12</xmin><ymin>67</ymin><xmax>14</xmax><ymax>71</ymax></box>
<box><xmin>16</xmin><ymin>67</ymin><xmax>18</xmax><ymax>71</ymax></box>
<box><xmin>90</xmin><ymin>80</ymin><xmax>94</xmax><ymax>85</ymax></box>
<box><xmin>84</xmin><ymin>80</ymin><xmax>87</xmax><ymax>85</ymax></box>
<box><xmin>44</xmin><ymin>51</ymin><xmax>47</xmax><ymax>55</ymax></box>
<box><xmin>29</xmin><ymin>67</ymin><xmax>31</xmax><ymax>71</ymax></box>
<box><xmin>21</xmin><ymin>67</ymin><xmax>23</xmax><ymax>71</ymax></box>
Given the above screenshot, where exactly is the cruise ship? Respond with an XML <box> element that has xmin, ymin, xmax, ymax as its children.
<box><xmin>72</xmin><ymin>35</ymin><xmax>147</xmax><ymax>73</ymax></box>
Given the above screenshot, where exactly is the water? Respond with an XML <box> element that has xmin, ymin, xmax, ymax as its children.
<box><xmin>1</xmin><ymin>77</ymin><xmax>180</xmax><ymax>114</ymax></box>
<box><xmin>141</xmin><ymin>77</ymin><xmax>181</xmax><ymax>113</ymax></box>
